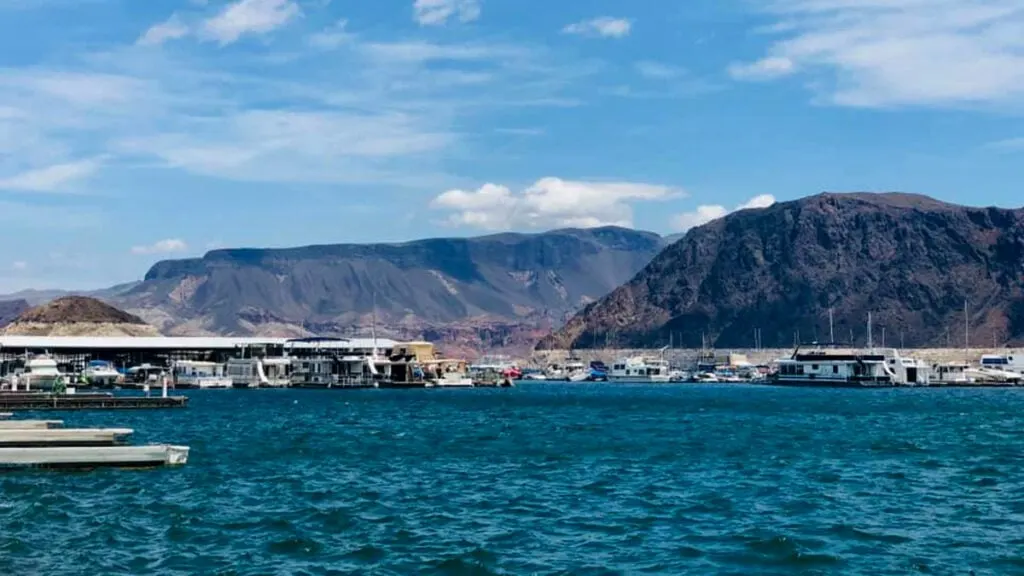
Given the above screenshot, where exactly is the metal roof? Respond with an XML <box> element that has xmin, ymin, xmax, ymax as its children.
<box><xmin>0</xmin><ymin>336</ymin><xmax>400</xmax><ymax>350</ymax></box>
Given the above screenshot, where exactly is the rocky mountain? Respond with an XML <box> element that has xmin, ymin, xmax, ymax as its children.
<box><xmin>0</xmin><ymin>299</ymin><xmax>30</xmax><ymax>328</ymax></box>
<box><xmin>4</xmin><ymin>296</ymin><xmax>161</xmax><ymax>337</ymax></box>
<box><xmin>539</xmin><ymin>193</ymin><xmax>1024</xmax><ymax>350</ymax></box>
<box><xmin>108</xmin><ymin>227</ymin><xmax>666</xmax><ymax>352</ymax></box>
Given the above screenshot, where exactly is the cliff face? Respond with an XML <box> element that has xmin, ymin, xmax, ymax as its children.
<box><xmin>540</xmin><ymin>193</ymin><xmax>1024</xmax><ymax>350</ymax></box>
<box><xmin>113</xmin><ymin>227</ymin><xmax>666</xmax><ymax>350</ymax></box>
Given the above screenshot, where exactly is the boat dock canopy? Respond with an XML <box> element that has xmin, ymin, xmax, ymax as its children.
<box><xmin>0</xmin><ymin>336</ymin><xmax>398</xmax><ymax>351</ymax></box>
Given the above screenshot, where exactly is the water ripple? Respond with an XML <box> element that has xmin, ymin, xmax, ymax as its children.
<box><xmin>1</xmin><ymin>385</ymin><xmax>1022</xmax><ymax>574</ymax></box>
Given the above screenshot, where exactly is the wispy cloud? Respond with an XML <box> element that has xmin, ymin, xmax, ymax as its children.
<box><xmin>563</xmin><ymin>17</ymin><xmax>632</xmax><ymax>39</ymax></box>
<box><xmin>671</xmin><ymin>194</ymin><xmax>776</xmax><ymax>232</ymax></box>
<box><xmin>131</xmin><ymin>239</ymin><xmax>189</xmax><ymax>255</ymax></box>
<box><xmin>432</xmin><ymin>177</ymin><xmax>679</xmax><ymax>230</ymax></box>
<box><xmin>0</xmin><ymin>158</ymin><xmax>102</xmax><ymax>192</ymax></box>
<box><xmin>307</xmin><ymin>19</ymin><xmax>352</xmax><ymax>50</ymax></box>
<box><xmin>413</xmin><ymin>0</ymin><xmax>481</xmax><ymax>26</ymax></box>
<box><xmin>730</xmin><ymin>0</ymin><xmax>1024</xmax><ymax>108</ymax></box>
<box><xmin>137</xmin><ymin>15</ymin><xmax>190</xmax><ymax>46</ymax></box>
<box><xmin>201</xmin><ymin>0</ymin><xmax>301</xmax><ymax>45</ymax></box>
<box><xmin>985</xmin><ymin>137</ymin><xmax>1024</xmax><ymax>151</ymax></box>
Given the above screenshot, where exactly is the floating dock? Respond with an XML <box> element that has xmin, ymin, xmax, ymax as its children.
<box><xmin>0</xmin><ymin>393</ymin><xmax>187</xmax><ymax>411</ymax></box>
<box><xmin>0</xmin><ymin>428</ymin><xmax>133</xmax><ymax>447</ymax></box>
<box><xmin>0</xmin><ymin>445</ymin><xmax>189</xmax><ymax>469</ymax></box>
<box><xmin>0</xmin><ymin>420</ymin><xmax>63</xmax><ymax>430</ymax></box>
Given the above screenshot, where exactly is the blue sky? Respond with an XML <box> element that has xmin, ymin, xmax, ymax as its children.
<box><xmin>1</xmin><ymin>0</ymin><xmax>1023</xmax><ymax>292</ymax></box>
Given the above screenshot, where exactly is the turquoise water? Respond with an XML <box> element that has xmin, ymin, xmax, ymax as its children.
<box><xmin>2</xmin><ymin>384</ymin><xmax>1023</xmax><ymax>575</ymax></box>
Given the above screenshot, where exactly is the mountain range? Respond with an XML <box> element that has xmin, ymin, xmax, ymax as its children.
<box><xmin>540</xmin><ymin>193</ymin><xmax>1024</xmax><ymax>350</ymax></box>
<box><xmin>0</xmin><ymin>227</ymin><xmax>667</xmax><ymax>354</ymax></box>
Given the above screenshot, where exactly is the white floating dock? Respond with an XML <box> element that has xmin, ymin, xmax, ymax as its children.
<box><xmin>0</xmin><ymin>428</ymin><xmax>133</xmax><ymax>447</ymax></box>
<box><xmin>0</xmin><ymin>420</ymin><xmax>63</xmax><ymax>430</ymax></box>
<box><xmin>0</xmin><ymin>445</ymin><xmax>189</xmax><ymax>469</ymax></box>
<box><xmin>0</xmin><ymin>413</ymin><xmax>11</xmax><ymax>419</ymax></box>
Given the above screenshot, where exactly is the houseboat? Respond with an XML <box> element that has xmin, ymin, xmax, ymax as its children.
<box><xmin>171</xmin><ymin>360</ymin><xmax>232</xmax><ymax>389</ymax></box>
<box><xmin>609</xmin><ymin>355</ymin><xmax>671</xmax><ymax>383</ymax></box>
<box><xmin>227</xmin><ymin>356</ymin><xmax>292</xmax><ymax>388</ymax></box>
<box><xmin>774</xmin><ymin>348</ymin><xmax>931</xmax><ymax>387</ymax></box>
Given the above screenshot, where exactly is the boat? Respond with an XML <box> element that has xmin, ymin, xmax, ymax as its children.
<box><xmin>126</xmin><ymin>364</ymin><xmax>163</xmax><ymax>389</ymax></box>
<box><xmin>588</xmin><ymin>361</ymin><xmax>609</xmax><ymax>381</ymax></box>
<box><xmin>470</xmin><ymin>356</ymin><xmax>519</xmax><ymax>385</ymax></box>
<box><xmin>227</xmin><ymin>356</ymin><xmax>292</xmax><ymax>388</ymax></box>
<box><xmin>773</xmin><ymin>347</ymin><xmax>931</xmax><ymax>387</ymax></box>
<box><xmin>11</xmin><ymin>355</ymin><xmax>64</xmax><ymax>391</ymax></box>
<box><xmin>171</xmin><ymin>361</ymin><xmax>232</xmax><ymax>389</ymax></box>
<box><xmin>520</xmin><ymin>368</ymin><xmax>548</xmax><ymax>381</ymax></box>
<box><xmin>609</xmin><ymin>355</ymin><xmax>671</xmax><ymax>383</ymax></box>
<box><xmin>429</xmin><ymin>359</ymin><xmax>474</xmax><ymax>388</ymax></box>
<box><xmin>980</xmin><ymin>353</ymin><xmax>1024</xmax><ymax>376</ymax></box>
<box><xmin>79</xmin><ymin>360</ymin><xmax>123</xmax><ymax>388</ymax></box>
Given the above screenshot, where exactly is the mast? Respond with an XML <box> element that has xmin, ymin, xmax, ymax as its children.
<box><xmin>829</xmin><ymin>308</ymin><xmax>835</xmax><ymax>346</ymax></box>
<box><xmin>964</xmin><ymin>299</ymin><xmax>969</xmax><ymax>364</ymax></box>
<box><xmin>867</xmin><ymin>312</ymin><xmax>873</xmax><ymax>350</ymax></box>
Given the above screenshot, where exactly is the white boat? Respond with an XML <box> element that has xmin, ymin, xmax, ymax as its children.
<box><xmin>80</xmin><ymin>360</ymin><xmax>122</xmax><ymax>387</ymax></box>
<box><xmin>171</xmin><ymin>361</ymin><xmax>232</xmax><ymax>389</ymax></box>
<box><xmin>429</xmin><ymin>360</ymin><xmax>474</xmax><ymax>387</ymax></box>
<box><xmin>12</xmin><ymin>355</ymin><xmax>64</xmax><ymax>391</ymax></box>
<box><xmin>609</xmin><ymin>356</ymin><xmax>671</xmax><ymax>383</ymax></box>
<box><xmin>126</xmin><ymin>364</ymin><xmax>163</xmax><ymax>388</ymax></box>
<box><xmin>227</xmin><ymin>356</ymin><xmax>291</xmax><ymax>388</ymax></box>
<box><xmin>980</xmin><ymin>353</ymin><xmax>1024</xmax><ymax>376</ymax></box>
<box><xmin>774</xmin><ymin>347</ymin><xmax>931</xmax><ymax>387</ymax></box>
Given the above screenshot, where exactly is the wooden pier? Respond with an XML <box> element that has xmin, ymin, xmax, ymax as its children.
<box><xmin>0</xmin><ymin>445</ymin><xmax>189</xmax><ymax>469</ymax></box>
<box><xmin>0</xmin><ymin>393</ymin><xmax>187</xmax><ymax>411</ymax></box>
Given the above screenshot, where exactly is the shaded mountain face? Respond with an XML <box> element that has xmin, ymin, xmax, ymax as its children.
<box><xmin>539</xmin><ymin>193</ymin><xmax>1024</xmax><ymax>350</ymax></box>
<box><xmin>0</xmin><ymin>299</ymin><xmax>30</xmax><ymax>328</ymax></box>
<box><xmin>113</xmin><ymin>227</ymin><xmax>666</xmax><ymax>350</ymax></box>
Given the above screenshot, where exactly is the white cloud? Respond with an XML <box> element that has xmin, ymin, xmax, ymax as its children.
<box><xmin>118</xmin><ymin>110</ymin><xmax>455</xmax><ymax>185</ymax></box>
<box><xmin>671</xmin><ymin>194</ymin><xmax>776</xmax><ymax>232</ymax></box>
<box><xmin>563</xmin><ymin>17</ymin><xmax>632</xmax><ymax>39</ymax></box>
<box><xmin>731</xmin><ymin>0</ymin><xmax>1024</xmax><ymax>108</ymax></box>
<box><xmin>130</xmin><ymin>239</ymin><xmax>189</xmax><ymax>255</ymax></box>
<box><xmin>201</xmin><ymin>0</ymin><xmax>301</xmax><ymax>45</ymax></box>
<box><xmin>137</xmin><ymin>15</ymin><xmax>190</xmax><ymax>46</ymax></box>
<box><xmin>413</xmin><ymin>0</ymin><xmax>481</xmax><ymax>26</ymax></box>
<box><xmin>728</xmin><ymin>56</ymin><xmax>795</xmax><ymax>81</ymax></box>
<box><xmin>11</xmin><ymin>261</ymin><xmax>27</xmax><ymax>271</ymax></box>
<box><xmin>431</xmin><ymin>177</ymin><xmax>678</xmax><ymax>231</ymax></box>
<box><xmin>0</xmin><ymin>159</ymin><xmax>102</xmax><ymax>192</ymax></box>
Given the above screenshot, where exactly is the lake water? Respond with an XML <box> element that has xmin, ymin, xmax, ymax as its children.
<box><xmin>2</xmin><ymin>384</ymin><xmax>1023</xmax><ymax>575</ymax></box>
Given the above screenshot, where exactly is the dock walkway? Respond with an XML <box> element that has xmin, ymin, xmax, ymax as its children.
<box><xmin>0</xmin><ymin>394</ymin><xmax>187</xmax><ymax>411</ymax></box>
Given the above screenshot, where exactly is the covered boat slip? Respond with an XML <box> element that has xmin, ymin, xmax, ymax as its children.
<box><xmin>0</xmin><ymin>445</ymin><xmax>189</xmax><ymax>469</ymax></box>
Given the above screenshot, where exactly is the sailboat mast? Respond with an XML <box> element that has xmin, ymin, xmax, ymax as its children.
<box><xmin>964</xmin><ymin>299</ymin><xmax>969</xmax><ymax>364</ymax></box>
<box><xmin>867</xmin><ymin>312</ymin><xmax>873</xmax><ymax>350</ymax></box>
<box><xmin>829</xmin><ymin>308</ymin><xmax>835</xmax><ymax>346</ymax></box>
